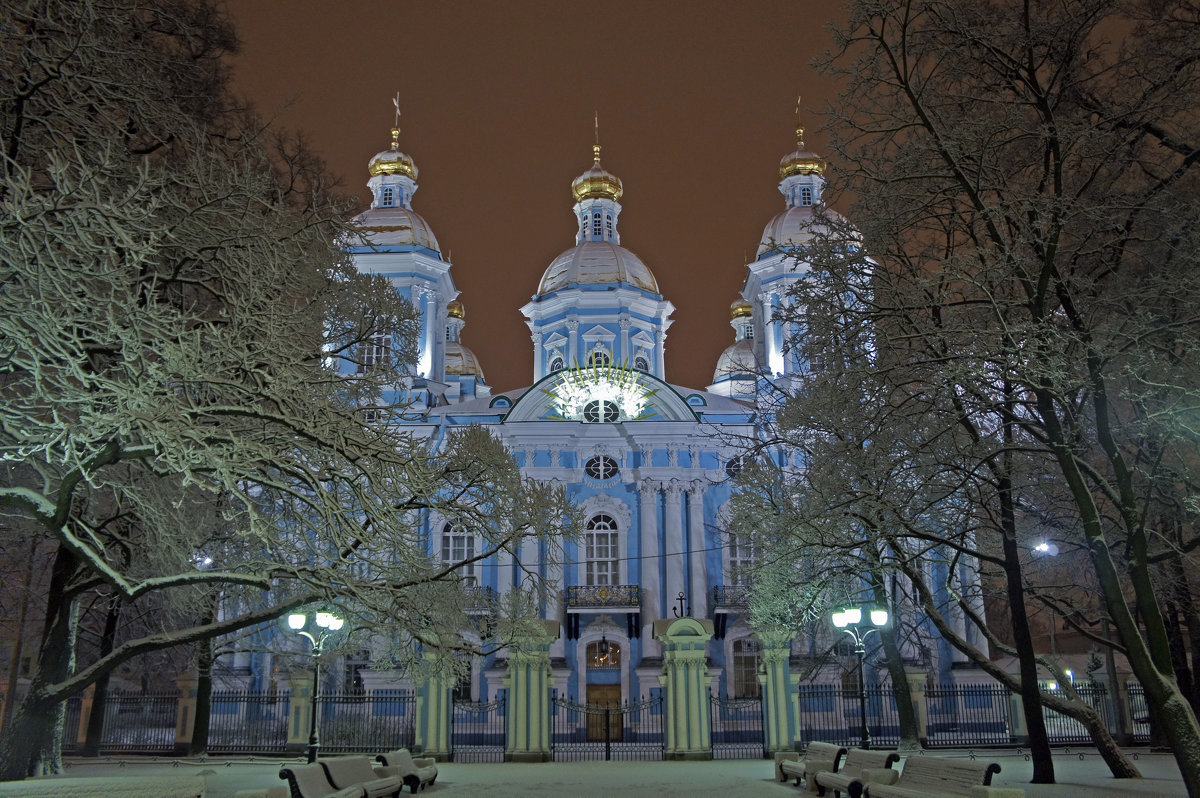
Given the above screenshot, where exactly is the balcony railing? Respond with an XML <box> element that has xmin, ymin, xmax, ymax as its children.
<box><xmin>565</xmin><ymin>584</ymin><xmax>640</xmax><ymax>610</ymax></box>
<box><xmin>464</xmin><ymin>585</ymin><xmax>498</xmax><ymax>614</ymax></box>
<box><xmin>711</xmin><ymin>584</ymin><xmax>750</xmax><ymax>610</ymax></box>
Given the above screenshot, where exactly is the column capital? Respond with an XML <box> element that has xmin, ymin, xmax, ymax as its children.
<box><xmin>638</xmin><ymin>478</ymin><xmax>660</xmax><ymax>497</ymax></box>
<box><xmin>664</xmin><ymin>478</ymin><xmax>684</xmax><ymax>498</ymax></box>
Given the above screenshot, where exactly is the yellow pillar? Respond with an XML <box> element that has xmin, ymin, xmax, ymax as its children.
<box><xmin>503</xmin><ymin>620</ymin><xmax>558</xmax><ymax>762</ymax></box>
<box><xmin>654</xmin><ymin>617</ymin><xmax>714</xmax><ymax>760</ymax></box>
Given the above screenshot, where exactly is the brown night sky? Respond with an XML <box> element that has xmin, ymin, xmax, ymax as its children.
<box><xmin>225</xmin><ymin>1</ymin><xmax>848</xmax><ymax>393</ymax></box>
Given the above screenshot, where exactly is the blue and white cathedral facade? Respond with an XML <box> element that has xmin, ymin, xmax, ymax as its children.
<box><xmin>339</xmin><ymin>121</ymin><xmax>982</xmax><ymax>707</ymax></box>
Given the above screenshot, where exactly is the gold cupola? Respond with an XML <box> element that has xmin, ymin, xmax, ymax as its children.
<box><xmin>730</xmin><ymin>299</ymin><xmax>754</xmax><ymax>319</ymax></box>
<box><xmin>778</xmin><ymin>125</ymin><xmax>825</xmax><ymax>179</ymax></box>
<box><xmin>571</xmin><ymin>144</ymin><xmax>623</xmax><ymax>203</ymax></box>
<box><xmin>368</xmin><ymin>127</ymin><xmax>418</xmax><ymax>180</ymax></box>
<box><xmin>446</xmin><ymin>300</ymin><xmax>465</xmax><ymax>320</ymax></box>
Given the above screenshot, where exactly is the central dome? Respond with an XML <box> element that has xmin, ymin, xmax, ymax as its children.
<box><xmin>537</xmin><ymin>241</ymin><xmax>659</xmax><ymax>295</ymax></box>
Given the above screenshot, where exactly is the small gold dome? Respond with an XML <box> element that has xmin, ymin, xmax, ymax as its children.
<box><xmin>446</xmin><ymin>300</ymin><xmax>465</xmax><ymax>320</ymax></box>
<box><xmin>779</xmin><ymin>126</ymin><xmax>825</xmax><ymax>179</ymax></box>
<box><xmin>730</xmin><ymin>299</ymin><xmax>753</xmax><ymax>319</ymax></box>
<box><xmin>368</xmin><ymin>127</ymin><xmax>418</xmax><ymax>179</ymax></box>
<box><xmin>572</xmin><ymin>144</ymin><xmax>623</xmax><ymax>203</ymax></box>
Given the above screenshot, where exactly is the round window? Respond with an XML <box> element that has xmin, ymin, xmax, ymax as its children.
<box><xmin>587</xmin><ymin>350</ymin><xmax>611</xmax><ymax>367</ymax></box>
<box><xmin>583</xmin><ymin>399</ymin><xmax>619</xmax><ymax>423</ymax></box>
<box><xmin>725</xmin><ymin>455</ymin><xmax>748</xmax><ymax>479</ymax></box>
<box><xmin>585</xmin><ymin>456</ymin><xmax>620</xmax><ymax>480</ymax></box>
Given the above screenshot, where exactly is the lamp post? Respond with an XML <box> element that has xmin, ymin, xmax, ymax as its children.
<box><xmin>287</xmin><ymin>610</ymin><xmax>344</xmax><ymax>763</ymax></box>
<box><xmin>832</xmin><ymin>605</ymin><xmax>889</xmax><ymax>749</ymax></box>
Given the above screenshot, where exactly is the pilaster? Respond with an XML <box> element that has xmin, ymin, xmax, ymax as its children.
<box><xmin>756</xmin><ymin>630</ymin><xmax>800</xmax><ymax>754</ymax></box>
<box><xmin>173</xmin><ymin>674</ymin><xmax>198</xmax><ymax>755</ymax></box>
<box><xmin>686</xmin><ymin>483</ymin><xmax>708</xmax><ymax>619</ymax></box>
<box><xmin>664</xmin><ymin>480</ymin><xmax>685</xmax><ymax>610</ymax></box>
<box><xmin>638</xmin><ymin>480</ymin><xmax>661</xmax><ymax>651</ymax></box>
<box><xmin>414</xmin><ymin>659</ymin><xmax>454</xmax><ymax>761</ymax></box>
<box><xmin>503</xmin><ymin>620</ymin><xmax>559</xmax><ymax>762</ymax></box>
<box><xmin>284</xmin><ymin>670</ymin><xmax>313</xmax><ymax>754</ymax></box>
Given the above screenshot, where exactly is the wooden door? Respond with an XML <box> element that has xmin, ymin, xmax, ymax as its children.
<box><xmin>586</xmin><ymin>684</ymin><xmax>623</xmax><ymax>742</ymax></box>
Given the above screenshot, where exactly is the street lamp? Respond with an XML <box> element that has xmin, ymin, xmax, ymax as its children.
<box><xmin>832</xmin><ymin>605</ymin><xmax>889</xmax><ymax>749</ymax></box>
<box><xmin>287</xmin><ymin>610</ymin><xmax>344</xmax><ymax>763</ymax></box>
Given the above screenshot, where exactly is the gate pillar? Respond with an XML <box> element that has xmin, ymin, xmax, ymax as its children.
<box><xmin>655</xmin><ymin>617</ymin><xmax>714</xmax><ymax>760</ymax></box>
<box><xmin>757</xmin><ymin>629</ymin><xmax>800</xmax><ymax>754</ymax></box>
<box><xmin>414</xmin><ymin>657</ymin><xmax>453</xmax><ymax>761</ymax></box>
<box><xmin>503</xmin><ymin>620</ymin><xmax>559</xmax><ymax>762</ymax></box>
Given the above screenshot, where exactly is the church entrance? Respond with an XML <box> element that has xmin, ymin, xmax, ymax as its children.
<box><xmin>585</xmin><ymin>684</ymin><xmax>623</xmax><ymax>741</ymax></box>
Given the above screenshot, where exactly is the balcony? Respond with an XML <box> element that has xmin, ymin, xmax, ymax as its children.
<box><xmin>711</xmin><ymin>584</ymin><xmax>750</xmax><ymax>611</ymax></box>
<box><xmin>463</xmin><ymin>584</ymin><xmax>498</xmax><ymax>615</ymax></box>
<box><xmin>565</xmin><ymin>584</ymin><xmax>641</xmax><ymax>612</ymax></box>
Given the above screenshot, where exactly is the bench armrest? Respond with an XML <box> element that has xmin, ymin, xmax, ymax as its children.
<box><xmin>413</xmin><ymin>757</ymin><xmax>437</xmax><ymax>769</ymax></box>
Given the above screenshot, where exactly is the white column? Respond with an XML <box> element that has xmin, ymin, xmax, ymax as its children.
<box><xmin>423</xmin><ymin>288</ymin><xmax>438</xmax><ymax>379</ymax></box>
<box><xmin>664</xmin><ymin>480</ymin><xmax>685</xmax><ymax>615</ymax></box>
<box><xmin>687</xmin><ymin>483</ymin><xmax>708</xmax><ymax>619</ymax></box>
<box><xmin>619</xmin><ymin>316</ymin><xmax>631</xmax><ymax>362</ymax></box>
<box><xmin>638</xmin><ymin>480</ymin><xmax>661</xmax><ymax>647</ymax></box>
<box><xmin>567</xmin><ymin>318</ymin><xmax>579</xmax><ymax>366</ymax></box>
<box><xmin>531</xmin><ymin>333</ymin><xmax>543</xmax><ymax>382</ymax></box>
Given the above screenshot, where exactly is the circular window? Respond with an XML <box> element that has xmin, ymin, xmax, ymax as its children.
<box><xmin>587</xmin><ymin>350</ymin><xmax>611</xmax><ymax>367</ymax></box>
<box><xmin>725</xmin><ymin>455</ymin><xmax>748</xmax><ymax>479</ymax></box>
<box><xmin>549</xmin><ymin>356</ymin><xmax>564</xmax><ymax>372</ymax></box>
<box><xmin>585</xmin><ymin>456</ymin><xmax>620</xmax><ymax>480</ymax></box>
<box><xmin>583</xmin><ymin>399</ymin><xmax>619</xmax><ymax>423</ymax></box>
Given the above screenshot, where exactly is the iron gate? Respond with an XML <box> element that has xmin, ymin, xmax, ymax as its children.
<box><xmin>551</xmin><ymin>694</ymin><xmax>663</xmax><ymax>761</ymax></box>
<box><xmin>709</xmin><ymin>692</ymin><xmax>765</xmax><ymax>759</ymax></box>
<box><xmin>451</xmin><ymin>696</ymin><xmax>506</xmax><ymax>762</ymax></box>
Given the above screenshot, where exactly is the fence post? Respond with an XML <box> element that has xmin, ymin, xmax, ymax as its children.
<box><xmin>174</xmin><ymin>673</ymin><xmax>198</xmax><ymax>755</ymax></box>
<box><xmin>655</xmin><ymin>617</ymin><xmax>714</xmax><ymax>760</ymax></box>
<box><xmin>503</xmin><ymin>619</ymin><xmax>558</xmax><ymax>762</ymax></box>
<box><xmin>757</xmin><ymin>629</ymin><xmax>799</xmax><ymax>754</ymax></box>
<box><xmin>1008</xmin><ymin>688</ymin><xmax>1029</xmax><ymax>745</ymax></box>
<box><xmin>76</xmin><ymin>684</ymin><xmax>95</xmax><ymax>748</ymax></box>
<box><xmin>903</xmin><ymin>668</ymin><xmax>928</xmax><ymax>747</ymax></box>
<box><xmin>283</xmin><ymin>669</ymin><xmax>314</xmax><ymax>755</ymax></box>
<box><xmin>414</xmin><ymin>658</ymin><xmax>454</xmax><ymax>761</ymax></box>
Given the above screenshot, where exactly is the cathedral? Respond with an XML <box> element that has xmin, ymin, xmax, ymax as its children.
<box><xmin>343</xmin><ymin>118</ymin><xmax>850</xmax><ymax>707</ymax></box>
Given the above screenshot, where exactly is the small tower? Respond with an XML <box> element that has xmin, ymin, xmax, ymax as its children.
<box><xmin>707</xmin><ymin>300</ymin><xmax>760</xmax><ymax>398</ymax></box>
<box><xmin>443</xmin><ymin>301</ymin><xmax>490</xmax><ymax>403</ymax></box>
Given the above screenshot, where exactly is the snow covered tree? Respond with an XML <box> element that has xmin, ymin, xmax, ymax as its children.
<box><xmin>790</xmin><ymin>0</ymin><xmax>1200</xmax><ymax>789</ymax></box>
<box><xmin>0</xmin><ymin>0</ymin><xmax>578</xmax><ymax>779</ymax></box>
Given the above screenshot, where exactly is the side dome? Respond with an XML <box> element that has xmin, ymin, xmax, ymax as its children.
<box><xmin>713</xmin><ymin>340</ymin><xmax>759</xmax><ymax>381</ymax></box>
<box><xmin>351</xmin><ymin>206</ymin><xmax>440</xmax><ymax>252</ymax></box>
<box><xmin>758</xmin><ymin>205</ymin><xmax>847</xmax><ymax>257</ymax></box>
<box><xmin>537</xmin><ymin>241</ymin><xmax>659</xmax><ymax>295</ymax></box>
<box><xmin>444</xmin><ymin>342</ymin><xmax>484</xmax><ymax>380</ymax></box>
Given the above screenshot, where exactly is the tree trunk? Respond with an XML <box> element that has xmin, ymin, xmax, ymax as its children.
<box><xmin>188</xmin><ymin>599</ymin><xmax>217</xmax><ymax>755</ymax></box>
<box><xmin>0</xmin><ymin>545</ymin><xmax>79</xmax><ymax>780</ymax></box>
<box><xmin>81</xmin><ymin>596</ymin><xmax>122</xmax><ymax>757</ymax></box>
<box><xmin>869</xmin><ymin>564</ymin><xmax>920</xmax><ymax>750</ymax></box>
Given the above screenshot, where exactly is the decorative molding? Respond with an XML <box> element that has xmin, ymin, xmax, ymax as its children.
<box><xmin>581</xmin><ymin>493</ymin><xmax>633</xmax><ymax>531</ymax></box>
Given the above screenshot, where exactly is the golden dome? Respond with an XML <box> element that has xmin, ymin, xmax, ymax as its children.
<box><xmin>779</xmin><ymin>126</ymin><xmax>825</xmax><ymax>179</ymax></box>
<box><xmin>368</xmin><ymin>128</ymin><xmax>418</xmax><ymax>179</ymax></box>
<box><xmin>445</xmin><ymin>342</ymin><xmax>485</xmax><ymax>379</ymax></box>
<box><xmin>446</xmin><ymin>300</ymin><xmax>465</xmax><ymax>320</ymax></box>
<box><xmin>571</xmin><ymin>145</ymin><xmax>623</xmax><ymax>203</ymax></box>
<box><xmin>730</xmin><ymin>299</ymin><xmax>753</xmax><ymax>319</ymax></box>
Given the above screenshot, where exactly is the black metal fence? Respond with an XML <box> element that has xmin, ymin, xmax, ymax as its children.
<box><xmin>451</xmin><ymin>696</ymin><xmax>505</xmax><ymax>762</ymax></box>
<box><xmin>60</xmin><ymin>694</ymin><xmax>83</xmax><ymax>753</ymax></box>
<box><xmin>207</xmin><ymin>689</ymin><xmax>291</xmax><ymax>754</ymax></box>
<box><xmin>318</xmin><ymin>689</ymin><xmax>416</xmax><ymax>753</ymax></box>
<box><xmin>551</xmin><ymin>694</ymin><xmax>663</xmax><ymax>761</ymax></box>
<box><xmin>796</xmin><ymin>683</ymin><xmax>901</xmax><ymax>748</ymax></box>
<box><xmin>709</xmin><ymin>693</ymin><xmax>765</xmax><ymax>759</ymax></box>
<box><xmin>1128</xmin><ymin>681</ymin><xmax>1152</xmax><ymax>744</ymax></box>
<box><xmin>1042</xmin><ymin>681</ymin><xmax>1112</xmax><ymax>745</ymax></box>
<box><xmin>925</xmin><ymin>683</ymin><xmax>1012</xmax><ymax>748</ymax></box>
<box><xmin>96</xmin><ymin>690</ymin><xmax>180</xmax><ymax>752</ymax></box>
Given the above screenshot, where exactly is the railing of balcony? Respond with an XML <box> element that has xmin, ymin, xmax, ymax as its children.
<box><xmin>711</xmin><ymin>585</ymin><xmax>750</xmax><ymax>609</ymax></box>
<box><xmin>566</xmin><ymin>584</ymin><xmax>640</xmax><ymax>608</ymax></box>
<box><xmin>464</xmin><ymin>584</ymin><xmax>498</xmax><ymax>613</ymax></box>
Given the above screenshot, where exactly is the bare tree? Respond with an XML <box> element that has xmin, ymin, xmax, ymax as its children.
<box><xmin>0</xmin><ymin>0</ymin><xmax>579</xmax><ymax>779</ymax></box>
<box><xmin>802</xmin><ymin>0</ymin><xmax>1200</xmax><ymax>790</ymax></box>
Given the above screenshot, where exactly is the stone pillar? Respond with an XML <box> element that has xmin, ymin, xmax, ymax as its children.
<box><xmin>567</xmin><ymin>318</ymin><xmax>579</xmax><ymax>365</ymax></box>
<box><xmin>655</xmin><ymin>617</ymin><xmax>714</xmax><ymax>760</ymax></box>
<box><xmin>686</xmin><ymin>484</ymin><xmax>708</xmax><ymax>619</ymax></box>
<box><xmin>503</xmin><ymin>620</ymin><xmax>559</xmax><ymax>762</ymax></box>
<box><xmin>1008</xmin><ymin>687</ymin><xmax>1029</xmax><ymax>745</ymax></box>
<box><xmin>757</xmin><ymin>630</ymin><xmax>800</xmax><ymax>754</ymax></box>
<box><xmin>414</xmin><ymin>660</ymin><xmax>453</xmax><ymax>761</ymax></box>
<box><xmin>76</xmin><ymin>684</ymin><xmax>95</xmax><ymax>748</ymax></box>
<box><xmin>174</xmin><ymin>674</ymin><xmax>198</xmax><ymax>755</ymax></box>
<box><xmin>532</xmin><ymin>333</ymin><xmax>543</xmax><ymax>382</ymax></box>
<box><xmin>904</xmin><ymin>667</ymin><xmax>929</xmax><ymax>747</ymax></box>
<box><xmin>663</xmin><ymin>480</ymin><xmax>685</xmax><ymax>612</ymax></box>
<box><xmin>638</xmin><ymin>480</ymin><xmax>661</xmax><ymax>651</ymax></box>
<box><xmin>284</xmin><ymin>670</ymin><xmax>314</xmax><ymax>754</ymax></box>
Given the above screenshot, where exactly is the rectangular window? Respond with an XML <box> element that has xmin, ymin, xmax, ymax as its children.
<box><xmin>357</xmin><ymin>333</ymin><xmax>391</xmax><ymax>374</ymax></box>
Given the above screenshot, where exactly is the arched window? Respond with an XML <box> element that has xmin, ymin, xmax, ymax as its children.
<box><xmin>634</xmin><ymin>355</ymin><xmax>650</xmax><ymax>372</ymax></box>
<box><xmin>592</xmin><ymin>212</ymin><xmax>603</xmax><ymax>237</ymax></box>
<box><xmin>587</xmin><ymin>349</ymin><xmax>611</xmax><ymax>367</ymax></box>
<box><xmin>583</xmin><ymin>399</ymin><xmax>619</xmax><ymax>423</ymax></box>
<box><xmin>586</xmin><ymin>639</ymin><xmax>621</xmax><ymax>669</ymax></box>
<box><xmin>549</xmin><ymin>356</ymin><xmax>564</xmax><ymax>373</ymax></box>
<box><xmin>584</xmin><ymin>514</ymin><xmax>619</xmax><ymax>586</ymax></box>
<box><xmin>605</xmin><ymin>214</ymin><xmax>614</xmax><ymax>238</ymax></box>
<box><xmin>732</xmin><ymin>638</ymin><xmax>761</xmax><ymax>698</ymax></box>
<box><xmin>381</xmin><ymin>186</ymin><xmax>395</xmax><ymax>207</ymax></box>
<box><xmin>585</xmin><ymin>455</ymin><xmax>620</xmax><ymax>480</ymax></box>
<box><xmin>441</xmin><ymin>524</ymin><xmax>477</xmax><ymax>584</ymax></box>
<box><xmin>800</xmin><ymin>186</ymin><xmax>813</xmax><ymax>206</ymax></box>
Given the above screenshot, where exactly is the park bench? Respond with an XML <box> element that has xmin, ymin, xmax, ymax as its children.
<box><xmin>777</xmin><ymin>742</ymin><xmax>847</xmax><ymax>791</ymax></box>
<box><xmin>320</xmin><ymin>756</ymin><xmax>403</xmax><ymax>798</ymax></box>
<box><xmin>376</xmin><ymin>749</ymin><xmax>438</xmax><ymax>793</ymax></box>
<box><xmin>864</xmin><ymin>755</ymin><xmax>1010</xmax><ymax>798</ymax></box>
<box><xmin>278</xmin><ymin>762</ymin><xmax>366</xmax><ymax>798</ymax></box>
<box><xmin>812</xmin><ymin>747</ymin><xmax>901</xmax><ymax>798</ymax></box>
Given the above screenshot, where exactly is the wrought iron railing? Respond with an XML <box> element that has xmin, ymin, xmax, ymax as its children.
<box><xmin>711</xmin><ymin>584</ymin><xmax>749</xmax><ymax>609</ymax></box>
<box><xmin>464</xmin><ymin>584</ymin><xmax>498</xmax><ymax>613</ymax></box>
<box><xmin>565</xmin><ymin>584</ymin><xmax>640</xmax><ymax>608</ymax></box>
